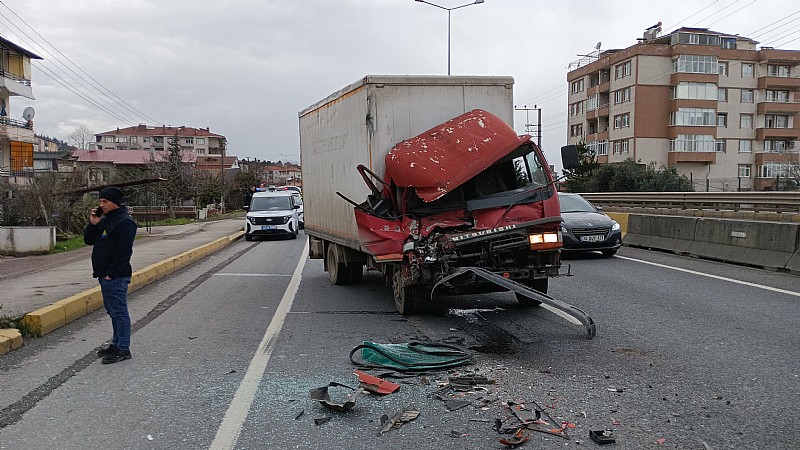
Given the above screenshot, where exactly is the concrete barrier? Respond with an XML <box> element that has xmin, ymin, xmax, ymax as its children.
<box><xmin>689</xmin><ymin>218</ymin><xmax>799</xmax><ymax>270</ymax></box>
<box><xmin>0</xmin><ymin>226</ymin><xmax>56</xmax><ymax>256</ymax></box>
<box><xmin>624</xmin><ymin>214</ymin><xmax>800</xmax><ymax>272</ymax></box>
<box><xmin>624</xmin><ymin>215</ymin><xmax>697</xmax><ymax>255</ymax></box>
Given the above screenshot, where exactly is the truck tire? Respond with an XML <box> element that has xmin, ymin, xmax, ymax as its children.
<box><xmin>392</xmin><ymin>269</ymin><xmax>425</xmax><ymax>315</ymax></box>
<box><xmin>326</xmin><ymin>244</ymin><xmax>362</xmax><ymax>285</ymax></box>
<box><xmin>515</xmin><ymin>278</ymin><xmax>547</xmax><ymax>307</ymax></box>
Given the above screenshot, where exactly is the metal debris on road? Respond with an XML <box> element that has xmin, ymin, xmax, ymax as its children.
<box><xmin>309</xmin><ymin>382</ymin><xmax>365</xmax><ymax>413</ymax></box>
<box><xmin>379</xmin><ymin>407</ymin><xmax>420</xmax><ymax>435</ymax></box>
<box><xmin>354</xmin><ymin>369</ymin><xmax>401</xmax><ymax>395</ymax></box>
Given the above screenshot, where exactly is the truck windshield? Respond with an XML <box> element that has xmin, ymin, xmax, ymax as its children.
<box><xmin>251</xmin><ymin>196</ymin><xmax>292</xmax><ymax>211</ymax></box>
<box><xmin>513</xmin><ymin>151</ymin><xmax>550</xmax><ymax>189</ymax></box>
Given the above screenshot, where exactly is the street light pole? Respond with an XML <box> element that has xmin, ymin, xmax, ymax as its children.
<box><xmin>415</xmin><ymin>0</ymin><xmax>485</xmax><ymax>76</ymax></box>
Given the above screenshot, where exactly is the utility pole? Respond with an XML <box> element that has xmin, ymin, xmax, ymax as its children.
<box><xmin>220</xmin><ymin>139</ymin><xmax>226</xmax><ymax>215</ymax></box>
<box><xmin>514</xmin><ymin>105</ymin><xmax>542</xmax><ymax>147</ymax></box>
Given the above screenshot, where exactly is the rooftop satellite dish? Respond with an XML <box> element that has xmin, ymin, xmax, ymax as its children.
<box><xmin>595</xmin><ymin>41</ymin><xmax>602</xmax><ymax>50</ymax></box>
<box><xmin>22</xmin><ymin>106</ymin><xmax>35</xmax><ymax>121</ymax></box>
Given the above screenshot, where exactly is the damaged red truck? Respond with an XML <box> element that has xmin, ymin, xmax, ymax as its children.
<box><xmin>299</xmin><ymin>76</ymin><xmax>594</xmax><ymax>338</ymax></box>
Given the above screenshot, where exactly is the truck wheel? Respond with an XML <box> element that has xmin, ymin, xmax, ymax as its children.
<box><xmin>348</xmin><ymin>264</ymin><xmax>364</xmax><ymax>283</ymax></box>
<box><xmin>515</xmin><ymin>278</ymin><xmax>547</xmax><ymax>307</ymax></box>
<box><xmin>392</xmin><ymin>269</ymin><xmax>423</xmax><ymax>315</ymax></box>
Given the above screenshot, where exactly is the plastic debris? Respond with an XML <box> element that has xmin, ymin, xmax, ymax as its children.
<box><xmin>589</xmin><ymin>430</ymin><xmax>616</xmax><ymax>445</ymax></box>
<box><xmin>379</xmin><ymin>407</ymin><xmax>420</xmax><ymax>434</ymax></box>
<box><xmin>448</xmin><ymin>374</ymin><xmax>495</xmax><ymax>391</ymax></box>
<box><xmin>293</xmin><ymin>409</ymin><xmax>304</xmax><ymax>420</ymax></box>
<box><xmin>444</xmin><ymin>399</ymin><xmax>472</xmax><ymax>411</ymax></box>
<box><xmin>656</xmin><ymin>437</ymin><xmax>666</xmax><ymax>444</ymax></box>
<box><xmin>309</xmin><ymin>382</ymin><xmax>364</xmax><ymax>412</ymax></box>
<box><xmin>354</xmin><ymin>369</ymin><xmax>401</xmax><ymax>395</ymax></box>
<box><xmin>147</xmin><ymin>435</ymin><xmax>153</xmax><ymax>441</ymax></box>
<box><xmin>350</xmin><ymin>341</ymin><xmax>473</xmax><ymax>372</ymax></box>
<box><xmin>499</xmin><ymin>428</ymin><xmax>529</xmax><ymax>447</ymax></box>
<box><xmin>314</xmin><ymin>417</ymin><xmax>332</xmax><ymax>426</ymax></box>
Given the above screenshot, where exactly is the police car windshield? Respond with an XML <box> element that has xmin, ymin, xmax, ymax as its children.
<box><xmin>251</xmin><ymin>196</ymin><xmax>292</xmax><ymax>211</ymax></box>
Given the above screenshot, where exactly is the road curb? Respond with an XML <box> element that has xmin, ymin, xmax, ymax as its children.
<box><xmin>2</xmin><ymin>231</ymin><xmax>244</xmax><ymax>354</ymax></box>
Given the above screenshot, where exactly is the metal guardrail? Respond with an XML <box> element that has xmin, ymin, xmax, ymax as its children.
<box><xmin>579</xmin><ymin>192</ymin><xmax>800</xmax><ymax>213</ymax></box>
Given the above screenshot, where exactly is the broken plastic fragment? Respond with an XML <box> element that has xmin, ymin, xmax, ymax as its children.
<box><xmin>314</xmin><ymin>417</ymin><xmax>332</xmax><ymax>426</ymax></box>
<box><xmin>354</xmin><ymin>369</ymin><xmax>401</xmax><ymax>395</ymax></box>
<box><xmin>309</xmin><ymin>382</ymin><xmax>364</xmax><ymax>412</ymax></box>
<box><xmin>589</xmin><ymin>430</ymin><xmax>616</xmax><ymax>445</ymax></box>
<box><xmin>379</xmin><ymin>407</ymin><xmax>420</xmax><ymax>434</ymax></box>
<box><xmin>499</xmin><ymin>428</ymin><xmax>529</xmax><ymax>447</ymax></box>
<box><xmin>444</xmin><ymin>399</ymin><xmax>471</xmax><ymax>411</ymax></box>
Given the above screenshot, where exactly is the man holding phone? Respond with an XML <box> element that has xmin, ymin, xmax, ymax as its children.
<box><xmin>84</xmin><ymin>187</ymin><xmax>137</xmax><ymax>364</ymax></box>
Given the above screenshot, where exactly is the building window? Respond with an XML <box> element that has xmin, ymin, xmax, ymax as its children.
<box><xmin>671</xmin><ymin>108</ymin><xmax>716</xmax><ymax>126</ymax></box>
<box><xmin>672</xmin><ymin>82</ymin><xmax>717</xmax><ymax>100</ymax></box>
<box><xmin>767</xmin><ymin>64</ymin><xmax>790</xmax><ymax>77</ymax></box>
<box><xmin>143</xmin><ymin>137</ymin><xmax>150</xmax><ymax>143</ymax></box>
<box><xmin>104</xmin><ymin>136</ymin><xmax>114</xmax><ymax>143</ymax></box>
<box><xmin>115</xmin><ymin>136</ymin><xmax>127</xmax><ymax>143</ymax></box>
<box><xmin>613</xmin><ymin>87</ymin><xmax>631</xmax><ymax>104</ymax></box>
<box><xmin>717</xmin><ymin>113</ymin><xmax>727</xmax><ymax>127</ymax></box>
<box><xmin>739</xmin><ymin>140</ymin><xmax>752</xmax><ymax>153</ymax></box>
<box><xmin>571</xmin><ymin>79</ymin><xmax>584</xmax><ymax>94</ymax></box>
<box><xmin>740</xmin><ymin>89</ymin><xmax>754</xmax><ymax>103</ymax></box>
<box><xmin>759</xmin><ymin>162</ymin><xmax>789</xmax><ymax>178</ymax></box>
<box><xmin>765</xmin><ymin>115</ymin><xmax>789</xmax><ymax>128</ymax></box>
<box><xmin>718</xmin><ymin>62</ymin><xmax>728</xmax><ymax>76</ymax></box>
<box><xmin>718</xmin><ymin>88</ymin><xmax>727</xmax><ymax>102</ymax></box>
<box><xmin>570</xmin><ymin>124</ymin><xmax>583</xmax><ymax>137</ymax></box>
<box><xmin>739</xmin><ymin>114</ymin><xmax>753</xmax><ymax>129</ymax></box>
<box><xmin>615</xmin><ymin>60</ymin><xmax>632</xmax><ymax>79</ymax></box>
<box><xmin>765</xmin><ymin>90</ymin><xmax>790</xmax><ymax>102</ymax></box>
<box><xmin>715</xmin><ymin>140</ymin><xmax>726</xmax><ymax>152</ymax></box>
<box><xmin>738</xmin><ymin>164</ymin><xmax>751</xmax><ymax>178</ymax></box>
<box><xmin>741</xmin><ymin>63</ymin><xmax>754</xmax><ymax>78</ymax></box>
<box><xmin>670</xmin><ymin>134</ymin><xmax>716</xmax><ymax>152</ymax></box>
<box><xmin>764</xmin><ymin>140</ymin><xmax>789</xmax><ymax>153</ymax></box>
<box><xmin>621</xmin><ymin>139</ymin><xmax>629</xmax><ymax>153</ymax></box>
<box><xmin>569</xmin><ymin>101</ymin><xmax>584</xmax><ymax>116</ymax></box>
<box><xmin>197</xmin><ymin>138</ymin><xmax>205</xmax><ymax>144</ymax></box>
<box><xmin>130</xmin><ymin>136</ymin><xmax>137</xmax><ymax>143</ymax></box>
<box><xmin>721</xmin><ymin>38</ymin><xmax>736</xmax><ymax>49</ymax></box>
<box><xmin>196</xmin><ymin>148</ymin><xmax>206</xmax><ymax>155</ymax></box>
<box><xmin>673</xmin><ymin>54</ymin><xmax>718</xmax><ymax>74</ymax></box>
<box><xmin>154</xmin><ymin>137</ymin><xmax>164</xmax><ymax>144</ymax></box>
<box><xmin>185</xmin><ymin>138</ymin><xmax>194</xmax><ymax>144</ymax></box>
<box><xmin>613</xmin><ymin>113</ymin><xmax>630</xmax><ymax>129</ymax></box>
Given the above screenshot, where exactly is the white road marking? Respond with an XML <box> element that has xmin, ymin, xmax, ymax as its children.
<box><xmin>213</xmin><ymin>273</ymin><xmax>292</xmax><ymax>277</ymax></box>
<box><xmin>209</xmin><ymin>240</ymin><xmax>309</xmax><ymax>450</ymax></box>
<box><xmin>616</xmin><ymin>255</ymin><xmax>800</xmax><ymax>298</ymax></box>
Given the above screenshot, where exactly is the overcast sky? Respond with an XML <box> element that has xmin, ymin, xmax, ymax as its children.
<box><xmin>3</xmin><ymin>0</ymin><xmax>799</xmax><ymax>167</ymax></box>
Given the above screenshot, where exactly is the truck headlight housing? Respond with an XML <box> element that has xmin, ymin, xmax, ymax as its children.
<box><xmin>529</xmin><ymin>231</ymin><xmax>562</xmax><ymax>250</ymax></box>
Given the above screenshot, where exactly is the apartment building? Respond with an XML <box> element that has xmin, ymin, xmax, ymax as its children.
<box><xmin>95</xmin><ymin>124</ymin><xmax>227</xmax><ymax>156</ymax></box>
<box><xmin>567</xmin><ymin>27</ymin><xmax>800</xmax><ymax>191</ymax></box>
<box><xmin>0</xmin><ymin>36</ymin><xmax>42</xmax><ymax>181</ymax></box>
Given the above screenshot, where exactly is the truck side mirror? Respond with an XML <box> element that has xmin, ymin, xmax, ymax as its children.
<box><xmin>561</xmin><ymin>145</ymin><xmax>580</xmax><ymax>170</ymax></box>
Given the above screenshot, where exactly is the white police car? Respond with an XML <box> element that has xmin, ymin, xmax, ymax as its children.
<box><xmin>244</xmin><ymin>191</ymin><xmax>301</xmax><ymax>241</ymax></box>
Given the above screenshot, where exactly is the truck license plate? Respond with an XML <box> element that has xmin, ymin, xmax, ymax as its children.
<box><xmin>580</xmin><ymin>235</ymin><xmax>604</xmax><ymax>242</ymax></box>
<box><xmin>262</xmin><ymin>225</ymin><xmax>277</xmax><ymax>230</ymax></box>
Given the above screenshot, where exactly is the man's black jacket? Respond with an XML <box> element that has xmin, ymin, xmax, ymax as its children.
<box><xmin>84</xmin><ymin>206</ymin><xmax>137</xmax><ymax>279</ymax></box>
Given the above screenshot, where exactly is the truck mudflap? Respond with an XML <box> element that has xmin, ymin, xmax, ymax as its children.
<box><xmin>432</xmin><ymin>267</ymin><xmax>596</xmax><ymax>339</ymax></box>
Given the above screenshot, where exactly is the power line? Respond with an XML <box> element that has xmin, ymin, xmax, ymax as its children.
<box><xmin>0</xmin><ymin>0</ymin><xmax>160</xmax><ymax>125</ymax></box>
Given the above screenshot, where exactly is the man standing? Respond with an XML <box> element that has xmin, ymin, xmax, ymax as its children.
<box><xmin>84</xmin><ymin>187</ymin><xmax>137</xmax><ymax>364</ymax></box>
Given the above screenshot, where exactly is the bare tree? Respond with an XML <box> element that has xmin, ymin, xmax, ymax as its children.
<box><xmin>68</xmin><ymin>124</ymin><xmax>94</xmax><ymax>149</ymax></box>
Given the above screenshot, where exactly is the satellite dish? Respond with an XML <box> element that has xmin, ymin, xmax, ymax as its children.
<box><xmin>595</xmin><ymin>41</ymin><xmax>602</xmax><ymax>50</ymax></box>
<box><xmin>22</xmin><ymin>107</ymin><xmax>35</xmax><ymax>121</ymax></box>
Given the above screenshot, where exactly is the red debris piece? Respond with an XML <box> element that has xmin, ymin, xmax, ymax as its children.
<box><xmin>354</xmin><ymin>369</ymin><xmax>401</xmax><ymax>395</ymax></box>
<box><xmin>657</xmin><ymin>437</ymin><xmax>666</xmax><ymax>444</ymax></box>
<box><xmin>499</xmin><ymin>428</ymin><xmax>530</xmax><ymax>447</ymax></box>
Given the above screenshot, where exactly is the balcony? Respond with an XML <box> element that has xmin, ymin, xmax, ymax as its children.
<box><xmin>668</xmin><ymin>151</ymin><xmax>717</xmax><ymax>164</ymax></box>
<box><xmin>586</xmin><ymin>104</ymin><xmax>609</xmax><ymax>120</ymax></box>
<box><xmin>0</xmin><ymin>70</ymin><xmax>34</xmax><ymax>99</ymax></box>
<box><xmin>0</xmin><ymin>117</ymin><xmax>35</xmax><ymax>142</ymax></box>
<box><xmin>756</xmin><ymin>127</ymin><xmax>800</xmax><ymax>140</ymax></box>
<box><xmin>757</xmin><ymin>101</ymin><xmax>800</xmax><ymax>115</ymax></box>
<box><xmin>755</xmin><ymin>150</ymin><xmax>798</xmax><ymax>166</ymax></box>
<box><xmin>758</xmin><ymin>75</ymin><xmax>800</xmax><ymax>90</ymax></box>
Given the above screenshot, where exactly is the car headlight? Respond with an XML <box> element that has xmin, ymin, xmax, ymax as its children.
<box><xmin>247</xmin><ymin>216</ymin><xmax>256</xmax><ymax>224</ymax></box>
<box><xmin>611</xmin><ymin>221</ymin><xmax>620</xmax><ymax>231</ymax></box>
<box><xmin>284</xmin><ymin>215</ymin><xmax>292</xmax><ymax>224</ymax></box>
<box><xmin>561</xmin><ymin>226</ymin><xmax>568</xmax><ymax>234</ymax></box>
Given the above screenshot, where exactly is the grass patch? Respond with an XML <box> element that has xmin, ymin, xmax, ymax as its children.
<box><xmin>49</xmin><ymin>235</ymin><xmax>86</xmax><ymax>254</ymax></box>
<box><xmin>144</xmin><ymin>218</ymin><xmax>195</xmax><ymax>226</ymax></box>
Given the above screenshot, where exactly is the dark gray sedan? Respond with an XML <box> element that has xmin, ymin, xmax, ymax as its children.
<box><xmin>558</xmin><ymin>192</ymin><xmax>622</xmax><ymax>256</ymax></box>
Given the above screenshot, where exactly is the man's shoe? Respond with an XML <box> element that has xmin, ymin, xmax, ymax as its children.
<box><xmin>101</xmin><ymin>349</ymin><xmax>132</xmax><ymax>364</ymax></box>
<box><xmin>97</xmin><ymin>345</ymin><xmax>118</xmax><ymax>357</ymax></box>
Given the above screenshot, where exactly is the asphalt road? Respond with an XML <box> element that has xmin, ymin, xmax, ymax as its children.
<box><xmin>1</xmin><ymin>234</ymin><xmax>797</xmax><ymax>449</ymax></box>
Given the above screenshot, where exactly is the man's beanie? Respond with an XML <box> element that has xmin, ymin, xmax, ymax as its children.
<box><xmin>98</xmin><ymin>187</ymin><xmax>124</xmax><ymax>205</ymax></box>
